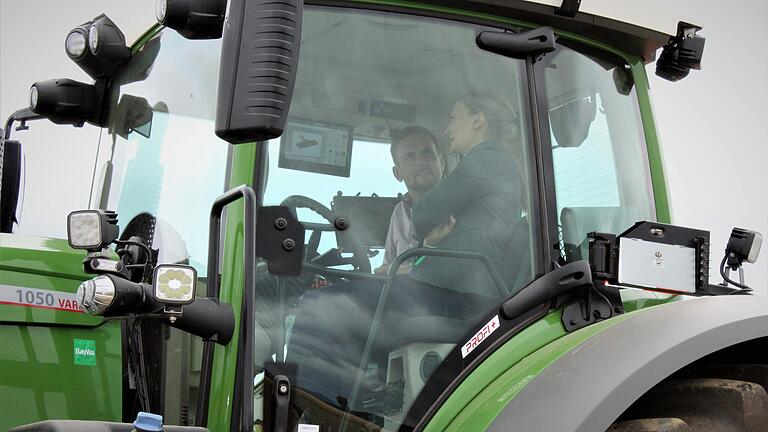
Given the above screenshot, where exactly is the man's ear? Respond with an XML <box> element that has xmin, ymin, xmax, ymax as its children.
<box><xmin>393</xmin><ymin>165</ymin><xmax>404</xmax><ymax>182</ymax></box>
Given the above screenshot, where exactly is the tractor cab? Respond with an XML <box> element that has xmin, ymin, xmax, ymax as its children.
<box><xmin>2</xmin><ymin>2</ymin><xmax>727</xmax><ymax>432</ymax></box>
<box><xmin>116</xmin><ymin>7</ymin><xmax>658</xmax><ymax>429</ymax></box>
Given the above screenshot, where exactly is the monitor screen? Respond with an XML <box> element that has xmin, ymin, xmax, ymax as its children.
<box><xmin>279</xmin><ymin>118</ymin><xmax>353</xmax><ymax>177</ymax></box>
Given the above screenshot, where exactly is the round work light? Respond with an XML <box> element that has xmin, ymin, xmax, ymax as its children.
<box><xmin>65</xmin><ymin>30</ymin><xmax>88</xmax><ymax>59</ymax></box>
<box><xmin>88</xmin><ymin>23</ymin><xmax>100</xmax><ymax>53</ymax></box>
<box><xmin>28</xmin><ymin>85</ymin><xmax>39</xmax><ymax>110</ymax></box>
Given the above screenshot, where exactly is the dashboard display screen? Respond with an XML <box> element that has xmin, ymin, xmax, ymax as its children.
<box><xmin>279</xmin><ymin>118</ymin><xmax>353</xmax><ymax>177</ymax></box>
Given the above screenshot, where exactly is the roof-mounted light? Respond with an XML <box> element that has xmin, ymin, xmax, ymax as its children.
<box><xmin>65</xmin><ymin>30</ymin><xmax>88</xmax><ymax>59</ymax></box>
<box><xmin>156</xmin><ymin>0</ymin><xmax>227</xmax><ymax>39</ymax></box>
<box><xmin>156</xmin><ymin>0</ymin><xmax>168</xmax><ymax>23</ymax></box>
<box><xmin>656</xmin><ymin>23</ymin><xmax>705</xmax><ymax>82</ymax></box>
<box><xmin>89</xmin><ymin>24</ymin><xmax>100</xmax><ymax>53</ymax></box>
<box><xmin>28</xmin><ymin>78</ymin><xmax>105</xmax><ymax>126</ymax></box>
<box><xmin>28</xmin><ymin>85</ymin><xmax>39</xmax><ymax>111</ymax></box>
<box><xmin>66</xmin><ymin>14</ymin><xmax>129</xmax><ymax>79</ymax></box>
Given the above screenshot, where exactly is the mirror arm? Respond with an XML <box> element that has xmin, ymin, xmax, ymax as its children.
<box><xmin>4</xmin><ymin>108</ymin><xmax>43</xmax><ymax>141</ymax></box>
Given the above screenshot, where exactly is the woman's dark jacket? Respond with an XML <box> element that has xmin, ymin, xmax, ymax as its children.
<box><xmin>409</xmin><ymin>140</ymin><xmax>523</xmax><ymax>297</ymax></box>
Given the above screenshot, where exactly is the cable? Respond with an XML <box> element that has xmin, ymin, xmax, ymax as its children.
<box><xmin>591</xmin><ymin>285</ymin><xmax>614</xmax><ymax>319</ymax></box>
<box><xmin>718</xmin><ymin>254</ymin><xmax>753</xmax><ymax>293</ymax></box>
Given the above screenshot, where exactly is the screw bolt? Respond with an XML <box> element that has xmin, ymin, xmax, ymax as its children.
<box><xmin>282</xmin><ymin>238</ymin><xmax>296</xmax><ymax>251</ymax></box>
<box><xmin>568</xmin><ymin>319</ymin><xmax>577</xmax><ymax>326</ymax></box>
<box><xmin>615</xmin><ymin>305</ymin><xmax>623</xmax><ymax>313</ymax></box>
<box><xmin>274</xmin><ymin>217</ymin><xmax>288</xmax><ymax>231</ymax></box>
<box><xmin>279</xmin><ymin>384</ymin><xmax>288</xmax><ymax>394</ymax></box>
<box><xmin>334</xmin><ymin>217</ymin><xmax>349</xmax><ymax>231</ymax></box>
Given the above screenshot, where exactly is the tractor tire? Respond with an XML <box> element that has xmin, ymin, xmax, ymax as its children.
<box><xmin>608</xmin><ymin>418</ymin><xmax>692</xmax><ymax>432</ymax></box>
<box><xmin>609</xmin><ymin>365</ymin><xmax>768</xmax><ymax>432</ymax></box>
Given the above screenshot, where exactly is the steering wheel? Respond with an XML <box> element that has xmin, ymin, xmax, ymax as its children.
<box><xmin>280</xmin><ymin>195</ymin><xmax>371</xmax><ymax>273</ymax></box>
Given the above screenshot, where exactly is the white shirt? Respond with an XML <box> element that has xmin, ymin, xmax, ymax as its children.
<box><xmin>376</xmin><ymin>194</ymin><xmax>417</xmax><ymax>274</ymax></box>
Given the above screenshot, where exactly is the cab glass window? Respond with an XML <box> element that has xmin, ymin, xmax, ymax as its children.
<box><xmin>541</xmin><ymin>44</ymin><xmax>655</xmax><ymax>261</ymax></box>
<box><xmin>254</xmin><ymin>7</ymin><xmax>536</xmax><ymax>431</ymax></box>
<box><xmin>95</xmin><ymin>30</ymin><xmax>229</xmax><ymax>426</ymax></box>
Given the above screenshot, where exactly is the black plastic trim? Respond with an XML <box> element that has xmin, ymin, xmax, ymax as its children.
<box><xmin>527</xmin><ymin>50</ymin><xmax>560</xmax><ymax>273</ymax></box>
<box><xmin>196</xmin><ymin>186</ymin><xmax>257</xmax><ymax>430</ymax></box>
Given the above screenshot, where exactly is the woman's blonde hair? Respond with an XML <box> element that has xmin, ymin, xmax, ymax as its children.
<box><xmin>458</xmin><ymin>90</ymin><xmax>522</xmax><ymax>158</ymax></box>
<box><xmin>459</xmin><ymin>90</ymin><xmax>528</xmax><ymax>211</ymax></box>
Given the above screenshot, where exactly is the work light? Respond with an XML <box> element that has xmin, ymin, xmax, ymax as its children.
<box><xmin>719</xmin><ymin>227</ymin><xmax>763</xmax><ymax>291</ymax></box>
<box><xmin>65</xmin><ymin>30</ymin><xmax>88</xmax><ymax>59</ymax></box>
<box><xmin>89</xmin><ymin>24</ymin><xmax>100</xmax><ymax>53</ymax></box>
<box><xmin>726</xmin><ymin>228</ymin><xmax>763</xmax><ymax>264</ymax></box>
<box><xmin>152</xmin><ymin>264</ymin><xmax>196</xmax><ymax>305</ymax></box>
<box><xmin>67</xmin><ymin>209</ymin><xmax>119</xmax><ymax>251</ymax></box>
<box><xmin>156</xmin><ymin>0</ymin><xmax>227</xmax><ymax>39</ymax></box>
<box><xmin>66</xmin><ymin>14</ymin><xmax>129</xmax><ymax>79</ymax></box>
<box><xmin>156</xmin><ymin>0</ymin><xmax>169</xmax><ymax>22</ymax></box>
<box><xmin>77</xmin><ymin>274</ymin><xmax>146</xmax><ymax>316</ymax></box>
<box><xmin>28</xmin><ymin>86</ymin><xmax>39</xmax><ymax>111</ymax></box>
<box><xmin>77</xmin><ymin>275</ymin><xmax>116</xmax><ymax>315</ymax></box>
<box><xmin>29</xmin><ymin>78</ymin><xmax>103</xmax><ymax>126</ymax></box>
<box><xmin>656</xmin><ymin>24</ymin><xmax>705</xmax><ymax>82</ymax></box>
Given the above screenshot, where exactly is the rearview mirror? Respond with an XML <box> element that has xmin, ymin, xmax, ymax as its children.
<box><xmin>215</xmin><ymin>0</ymin><xmax>304</xmax><ymax>143</ymax></box>
<box><xmin>549</xmin><ymin>93</ymin><xmax>597</xmax><ymax>148</ymax></box>
<box><xmin>110</xmin><ymin>94</ymin><xmax>154</xmax><ymax>139</ymax></box>
<box><xmin>0</xmin><ymin>140</ymin><xmax>22</xmax><ymax>233</ymax></box>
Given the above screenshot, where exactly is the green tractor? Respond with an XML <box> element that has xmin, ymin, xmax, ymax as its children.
<box><xmin>1</xmin><ymin>1</ymin><xmax>766</xmax><ymax>431</ymax></box>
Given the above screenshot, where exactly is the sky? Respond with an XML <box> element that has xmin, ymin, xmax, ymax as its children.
<box><xmin>1</xmin><ymin>0</ymin><xmax>766</xmax><ymax>295</ymax></box>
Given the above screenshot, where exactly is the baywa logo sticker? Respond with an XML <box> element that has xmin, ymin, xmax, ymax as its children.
<box><xmin>74</xmin><ymin>339</ymin><xmax>96</xmax><ymax>366</ymax></box>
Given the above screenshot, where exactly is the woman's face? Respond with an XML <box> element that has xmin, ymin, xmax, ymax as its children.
<box><xmin>445</xmin><ymin>101</ymin><xmax>483</xmax><ymax>155</ymax></box>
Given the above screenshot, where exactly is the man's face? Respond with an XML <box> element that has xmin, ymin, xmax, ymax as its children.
<box><xmin>393</xmin><ymin>135</ymin><xmax>443</xmax><ymax>194</ymax></box>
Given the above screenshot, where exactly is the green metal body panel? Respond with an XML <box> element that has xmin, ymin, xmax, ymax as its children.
<box><xmin>0</xmin><ymin>235</ymin><xmax>123</xmax><ymax>431</ymax></box>
<box><xmin>632</xmin><ymin>62</ymin><xmax>672</xmax><ymax>223</ymax></box>
<box><xmin>422</xmin><ymin>310</ymin><xmax>569</xmax><ymax>432</ymax></box>
<box><xmin>423</xmin><ymin>293</ymin><xmax>684</xmax><ymax>431</ymax></box>
<box><xmin>131</xmin><ymin>24</ymin><xmax>162</xmax><ymax>53</ymax></box>
<box><xmin>206</xmin><ymin>143</ymin><xmax>260</xmax><ymax>432</ymax></box>
<box><xmin>442</xmin><ymin>313</ymin><xmax>635</xmax><ymax>431</ymax></box>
